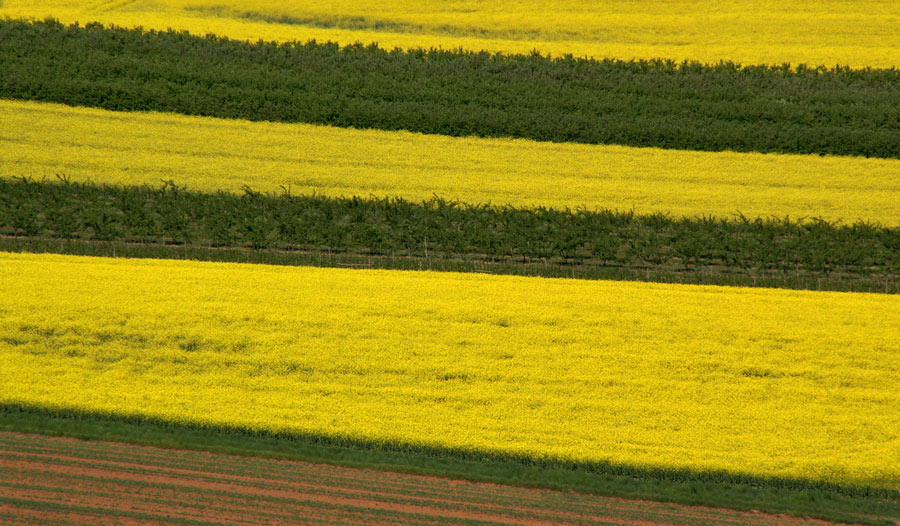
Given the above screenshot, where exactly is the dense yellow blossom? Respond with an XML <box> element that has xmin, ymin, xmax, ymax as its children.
<box><xmin>1</xmin><ymin>252</ymin><xmax>898</xmax><ymax>489</ymax></box>
<box><xmin>1</xmin><ymin>1</ymin><xmax>898</xmax><ymax>68</ymax></box>
<box><xmin>4</xmin><ymin>100</ymin><xmax>899</xmax><ymax>225</ymax></box>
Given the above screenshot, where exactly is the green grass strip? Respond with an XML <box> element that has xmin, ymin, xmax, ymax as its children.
<box><xmin>0</xmin><ymin>404</ymin><xmax>897</xmax><ymax>525</ymax></box>
<box><xmin>3</xmin><ymin>177</ymin><xmax>900</xmax><ymax>293</ymax></box>
<box><xmin>1</xmin><ymin>18</ymin><xmax>899</xmax><ymax>158</ymax></box>
<box><xmin>9</xmin><ymin>236</ymin><xmax>900</xmax><ymax>294</ymax></box>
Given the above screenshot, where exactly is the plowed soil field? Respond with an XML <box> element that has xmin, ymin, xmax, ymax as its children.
<box><xmin>0</xmin><ymin>432</ymin><xmax>848</xmax><ymax>526</ymax></box>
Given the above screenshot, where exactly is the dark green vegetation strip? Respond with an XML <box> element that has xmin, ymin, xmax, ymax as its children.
<box><xmin>2</xmin><ymin>19</ymin><xmax>900</xmax><ymax>158</ymax></box>
<box><xmin>0</xmin><ymin>405</ymin><xmax>897</xmax><ymax>525</ymax></box>
<box><xmin>3</xmin><ymin>177</ymin><xmax>900</xmax><ymax>293</ymax></box>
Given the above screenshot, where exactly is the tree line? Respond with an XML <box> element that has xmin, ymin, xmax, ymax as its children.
<box><xmin>4</xmin><ymin>177</ymin><xmax>899</xmax><ymax>283</ymax></box>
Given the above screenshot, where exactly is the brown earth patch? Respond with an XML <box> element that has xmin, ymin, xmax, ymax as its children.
<box><xmin>0</xmin><ymin>431</ymin><xmax>855</xmax><ymax>526</ymax></box>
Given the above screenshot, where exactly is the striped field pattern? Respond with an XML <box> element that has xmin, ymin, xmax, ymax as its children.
<box><xmin>2</xmin><ymin>252</ymin><xmax>898</xmax><ymax>491</ymax></box>
<box><xmin>1</xmin><ymin>1</ymin><xmax>899</xmax><ymax>523</ymax></box>
<box><xmin>5</xmin><ymin>99</ymin><xmax>900</xmax><ymax>224</ymax></box>
<box><xmin>0</xmin><ymin>431</ymin><xmax>842</xmax><ymax>526</ymax></box>
<box><xmin>2</xmin><ymin>1</ymin><xmax>899</xmax><ymax>67</ymax></box>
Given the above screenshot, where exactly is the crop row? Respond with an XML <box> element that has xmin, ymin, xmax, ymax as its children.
<box><xmin>0</xmin><ymin>430</ymin><xmax>892</xmax><ymax>526</ymax></box>
<box><xmin>3</xmin><ymin>1</ymin><xmax>899</xmax><ymax>69</ymax></box>
<box><xmin>2</xmin><ymin>19</ymin><xmax>900</xmax><ymax>158</ymax></box>
<box><xmin>8</xmin><ymin>99</ymin><xmax>899</xmax><ymax>225</ymax></box>
<box><xmin>2</xmin><ymin>252</ymin><xmax>898</xmax><ymax>493</ymax></box>
<box><xmin>3</xmin><ymin>177</ymin><xmax>900</xmax><ymax>284</ymax></box>
<box><xmin>0</xmin><ymin>430</ymin><xmax>734</xmax><ymax>526</ymax></box>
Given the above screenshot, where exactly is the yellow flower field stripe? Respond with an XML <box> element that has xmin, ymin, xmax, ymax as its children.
<box><xmin>2</xmin><ymin>1</ymin><xmax>898</xmax><ymax>68</ymax></box>
<box><xmin>4</xmin><ymin>99</ymin><xmax>900</xmax><ymax>225</ymax></box>
<box><xmin>2</xmin><ymin>252</ymin><xmax>898</xmax><ymax>490</ymax></box>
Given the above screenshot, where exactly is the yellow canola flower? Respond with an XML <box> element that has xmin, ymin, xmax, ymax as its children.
<box><xmin>1</xmin><ymin>251</ymin><xmax>898</xmax><ymax>490</ymax></box>
<box><xmin>1</xmin><ymin>1</ymin><xmax>899</xmax><ymax>68</ymax></box>
<box><xmin>4</xmin><ymin>99</ymin><xmax>900</xmax><ymax>225</ymax></box>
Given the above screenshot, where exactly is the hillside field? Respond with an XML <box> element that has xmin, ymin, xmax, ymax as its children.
<box><xmin>1</xmin><ymin>1</ymin><xmax>899</xmax><ymax>524</ymax></box>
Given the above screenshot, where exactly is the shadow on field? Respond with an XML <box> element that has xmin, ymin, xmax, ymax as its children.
<box><xmin>0</xmin><ymin>403</ymin><xmax>896</xmax><ymax>525</ymax></box>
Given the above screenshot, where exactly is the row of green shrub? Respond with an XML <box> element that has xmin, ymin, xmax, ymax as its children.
<box><xmin>4</xmin><ymin>177</ymin><xmax>899</xmax><ymax>279</ymax></box>
<box><xmin>2</xmin><ymin>19</ymin><xmax>899</xmax><ymax>158</ymax></box>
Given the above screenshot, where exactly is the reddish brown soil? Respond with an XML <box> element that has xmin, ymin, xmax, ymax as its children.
<box><xmin>0</xmin><ymin>431</ymin><xmax>848</xmax><ymax>526</ymax></box>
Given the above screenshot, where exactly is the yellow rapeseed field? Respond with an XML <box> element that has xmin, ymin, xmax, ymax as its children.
<box><xmin>4</xmin><ymin>99</ymin><xmax>899</xmax><ymax>225</ymax></box>
<box><xmin>1</xmin><ymin>252</ymin><xmax>898</xmax><ymax>490</ymax></box>
<box><xmin>1</xmin><ymin>1</ymin><xmax>898</xmax><ymax>68</ymax></box>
